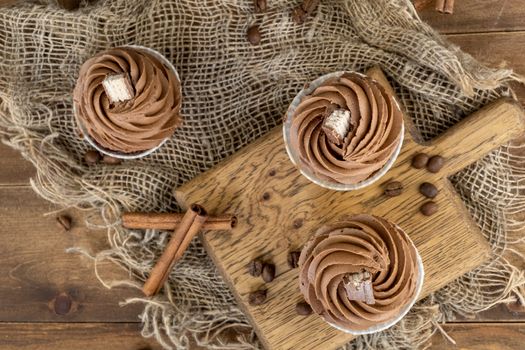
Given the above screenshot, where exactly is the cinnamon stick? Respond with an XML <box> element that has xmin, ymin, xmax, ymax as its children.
<box><xmin>122</xmin><ymin>212</ymin><xmax>237</xmax><ymax>231</ymax></box>
<box><xmin>443</xmin><ymin>0</ymin><xmax>455</xmax><ymax>14</ymax></box>
<box><xmin>142</xmin><ymin>204</ymin><xmax>208</xmax><ymax>296</ymax></box>
<box><xmin>412</xmin><ymin>0</ymin><xmax>433</xmax><ymax>12</ymax></box>
<box><xmin>435</xmin><ymin>0</ymin><xmax>455</xmax><ymax>14</ymax></box>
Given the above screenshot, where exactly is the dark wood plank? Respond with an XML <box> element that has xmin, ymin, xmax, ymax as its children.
<box><xmin>0</xmin><ymin>187</ymin><xmax>144</xmax><ymax>322</ymax></box>
<box><xmin>0</xmin><ymin>143</ymin><xmax>35</xmax><ymax>186</ymax></box>
<box><xmin>446</xmin><ymin>32</ymin><xmax>525</xmax><ymax>122</ymax></box>
<box><xmin>0</xmin><ymin>0</ymin><xmax>20</xmax><ymax>7</ymax></box>
<box><xmin>433</xmin><ymin>323</ymin><xmax>525</xmax><ymax>349</ymax></box>
<box><xmin>447</xmin><ymin>32</ymin><xmax>525</xmax><ymax>74</ymax></box>
<box><xmin>419</xmin><ymin>0</ymin><xmax>525</xmax><ymax>34</ymax></box>
<box><xmin>0</xmin><ymin>323</ymin><xmax>161</xmax><ymax>350</ymax></box>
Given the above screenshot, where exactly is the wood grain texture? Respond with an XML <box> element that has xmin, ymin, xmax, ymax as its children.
<box><xmin>447</xmin><ymin>32</ymin><xmax>525</xmax><ymax>74</ymax></box>
<box><xmin>174</xmin><ymin>68</ymin><xmax>525</xmax><ymax>350</ymax></box>
<box><xmin>0</xmin><ymin>0</ymin><xmax>21</xmax><ymax>7</ymax></box>
<box><xmin>419</xmin><ymin>0</ymin><xmax>525</xmax><ymax>34</ymax></box>
<box><xmin>0</xmin><ymin>323</ymin><xmax>162</xmax><ymax>350</ymax></box>
<box><xmin>0</xmin><ymin>5</ymin><xmax>523</xmax><ymax>349</ymax></box>
<box><xmin>447</xmin><ymin>32</ymin><xmax>525</xmax><ymax>102</ymax></box>
<box><xmin>0</xmin><ymin>187</ymin><xmax>144</xmax><ymax>322</ymax></box>
<box><xmin>0</xmin><ymin>144</ymin><xmax>35</xmax><ymax>185</ymax></box>
<box><xmin>432</xmin><ymin>323</ymin><xmax>525</xmax><ymax>350</ymax></box>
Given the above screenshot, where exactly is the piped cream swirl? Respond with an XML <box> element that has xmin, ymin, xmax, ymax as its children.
<box><xmin>289</xmin><ymin>73</ymin><xmax>403</xmax><ymax>184</ymax></box>
<box><xmin>298</xmin><ymin>214</ymin><xmax>419</xmax><ymax>331</ymax></box>
<box><xmin>73</xmin><ymin>47</ymin><xmax>182</xmax><ymax>154</ymax></box>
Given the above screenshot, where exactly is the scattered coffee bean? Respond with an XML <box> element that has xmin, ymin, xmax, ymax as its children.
<box><xmin>254</xmin><ymin>0</ymin><xmax>267</xmax><ymax>13</ymax></box>
<box><xmin>248</xmin><ymin>259</ymin><xmax>264</xmax><ymax>277</ymax></box>
<box><xmin>287</xmin><ymin>251</ymin><xmax>300</xmax><ymax>268</ymax></box>
<box><xmin>56</xmin><ymin>214</ymin><xmax>72</xmax><ymax>231</ymax></box>
<box><xmin>247</xmin><ymin>25</ymin><xmax>261</xmax><ymax>45</ymax></box>
<box><xmin>419</xmin><ymin>182</ymin><xmax>438</xmax><ymax>198</ymax></box>
<box><xmin>295</xmin><ymin>301</ymin><xmax>312</xmax><ymax>316</ymax></box>
<box><xmin>420</xmin><ymin>201</ymin><xmax>438</xmax><ymax>216</ymax></box>
<box><xmin>102</xmin><ymin>155</ymin><xmax>122</xmax><ymax>165</ymax></box>
<box><xmin>427</xmin><ymin>155</ymin><xmax>445</xmax><ymax>173</ymax></box>
<box><xmin>384</xmin><ymin>181</ymin><xmax>403</xmax><ymax>197</ymax></box>
<box><xmin>262</xmin><ymin>263</ymin><xmax>276</xmax><ymax>283</ymax></box>
<box><xmin>248</xmin><ymin>289</ymin><xmax>267</xmax><ymax>306</ymax></box>
<box><xmin>84</xmin><ymin>150</ymin><xmax>101</xmax><ymax>165</ymax></box>
<box><xmin>411</xmin><ymin>153</ymin><xmax>429</xmax><ymax>169</ymax></box>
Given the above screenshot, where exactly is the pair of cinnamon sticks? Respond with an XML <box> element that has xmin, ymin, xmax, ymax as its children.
<box><xmin>435</xmin><ymin>0</ymin><xmax>455</xmax><ymax>14</ymax></box>
<box><xmin>413</xmin><ymin>0</ymin><xmax>454</xmax><ymax>14</ymax></box>
<box><xmin>123</xmin><ymin>205</ymin><xmax>237</xmax><ymax>296</ymax></box>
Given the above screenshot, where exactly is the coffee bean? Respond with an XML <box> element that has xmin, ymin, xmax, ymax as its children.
<box><xmin>247</xmin><ymin>25</ymin><xmax>261</xmax><ymax>45</ymax></box>
<box><xmin>427</xmin><ymin>155</ymin><xmax>445</xmax><ymax>173</ymax></box>
<box><xmin>102</xmin><ymin>155</ymin><xmax>122</xmax><ymax>165</ymax></box>
<box><xmin>248</xmin><ymin>289</ymin><xmax>267</xmax><ymax>305</ymax></box>
<box><xmin>384</xmin><ymin>181</ymin><xmax>403</xmax><ymax>197</ymax></box>
<box><xmin>248</xmin><ymin>259</ymin><xmax>264</xmax><ymax>277</ymax></box>
<box><xmin>254</xmin><ymin>0</ymin><xmax>267</xmax><ymax>13</ymax></box>
<box><xmin>411</xmin><ymin>153</ymin><xmax>429</xmax><ymax>169</ymax></box>
<box><xmin>420</xmin><ymin>201</ymin><xmax>438</xmax><ymax>216</ymax></box>
<box><xmin>287</xmin><ymin>251</ymin><xmax>300</xmax><ymax>268</ymax></box>
<box><xmin>419</xmin><ymin>182</ymin><xmax>438</xmax><ymax>198</ymax></box>
<box><xmin>295</xmin><ymin>301</ymin><xmax>312</xmax><ymax>316</ymax></box>
<box><xmin>84</xmin><ymin>150</ymin><xmax>101</xmax><ymax>165</ymax></box>
<box><xmin>262</xmin><ymin>263</ymin><xmax>276</xmax><ymax>283</ymax></box>
<box><xmin>56</xmin><ymin>214</ymin><xmax>72</xmax><ymax>231</ymax></box>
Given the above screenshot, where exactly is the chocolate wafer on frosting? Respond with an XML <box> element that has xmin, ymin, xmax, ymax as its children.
<box><xmin>74</xmin><ymin>47</ymin><xmax>182</xmax><ymax>154</ymax></box>
<box><xmin>289</xmin><ymin>73</ymin><xmax>403</xmax><ymax>185</ymax></box>
<box><xmin>298</xmin><ymin>214</ymin><xmax>419</xmax><ymax>331</ymax></box>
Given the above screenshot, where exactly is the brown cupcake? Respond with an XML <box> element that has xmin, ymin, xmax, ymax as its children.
<box><xmin>288</xmin><ymin>73</ymin><xmax>403</xmax><ymax>185</ymax></box>
<box><xmin>298</xmin><ymin>214</ymin><xmax>420</xmax><ymax>331</ymax></box>
<box><xmin>73</xmin><ymin>46</ymin><xmax>182</xmax><ymax>155</ymax></box>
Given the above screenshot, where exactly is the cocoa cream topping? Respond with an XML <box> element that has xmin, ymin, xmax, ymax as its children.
<box><xmin>298</xmin><ymin>214</ymin><xmax>419</xmax><ymax>330</ymax></box>
<box><xmin>289</xmin><ymin>73</ymin><xmax>403</xmax><ymax>184</ymax></box>
<box><xmin>73</xmin><ymin>47</ymin><xmax>182</xmax><ymax>153</ymax></box>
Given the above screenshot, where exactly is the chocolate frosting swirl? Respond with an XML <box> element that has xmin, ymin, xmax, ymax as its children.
<box><xmin>298</xmin><ymin>214</ymin><xmax>419</xmax><ymax>331</ymax></box>
<box><xmin>73</xmin><ymin>47</ymin><xmax>182</xmax><ymax>153</ymax></box>
<box><xmin>289</xmin><ymin>73</ymin><xmax>403</xmax><ymax>184</ymax></box>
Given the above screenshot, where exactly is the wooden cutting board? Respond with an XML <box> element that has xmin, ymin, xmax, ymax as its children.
<box><xmin>174</xmin><ymin>67</ymin><xmax>525</xmax><ymax>350</ymax></box>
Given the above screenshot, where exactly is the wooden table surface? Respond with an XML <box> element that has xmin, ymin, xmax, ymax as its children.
<box><xmin>1</xmin><ymin>1</ymin><xmax>524</xmax><ymax>349</ymax></box>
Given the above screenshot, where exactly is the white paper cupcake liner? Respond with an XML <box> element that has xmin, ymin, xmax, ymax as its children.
<box><xmin>283</xmin><ymin>71</ymin><xmax>404</xmax><ymax>191</ymax></box>
<box><xmin>74</xmin><ymin>45</ymin><xmax>181</xmax><ymax>160</ymax></box>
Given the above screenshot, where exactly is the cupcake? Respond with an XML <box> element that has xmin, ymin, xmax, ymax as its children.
<box><xmin>298</xmin><ymin>214</ymin><xmax>422</xmax><ymax>334</ymax></box>
<box><xmin>284</xmin><ymin>72</ymin><xmax>403</xmax><ymax>190</ymax></box>
<box><xmin>73</xmin><ymin>46</ymin><xmax>182</xmax><ymax>157</ymax></box>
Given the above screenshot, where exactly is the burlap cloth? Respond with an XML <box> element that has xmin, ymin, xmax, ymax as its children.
<box><xmin>1</xmin><ymin>0</ymin><xmax>525</xmax><ymax>348</ymax></box>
